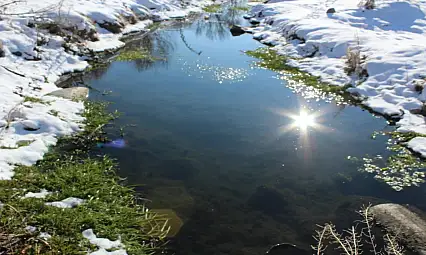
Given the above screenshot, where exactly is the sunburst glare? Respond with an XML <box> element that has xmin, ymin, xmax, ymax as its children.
<box><xmin>291</xmin><ymin>110</ymin><xmax>316</xmax><ymax>130</ymax></box>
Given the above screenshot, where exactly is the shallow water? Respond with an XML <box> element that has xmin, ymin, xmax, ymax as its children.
<box><xmin>83</xmin><ymin>9</ymin><xmax>426</xmax><ymax>255</ymax></box>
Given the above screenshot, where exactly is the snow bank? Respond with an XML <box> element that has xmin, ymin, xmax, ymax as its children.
<box><xmin>248</xmin><ymin>0</ymin><xmax>426</xmax><ymax>156</ymax></box>
<box><xmin>0</xmin><ymin>0</ymin><xmax>210</xmax><ymax>179</ymax></box>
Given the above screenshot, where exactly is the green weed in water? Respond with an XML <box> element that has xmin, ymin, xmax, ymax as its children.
<box><xmin>245</xmin><ymin>48</ymin><xmax>352</xmax><ymax>101</ymax></box>
<box><xmin>115</xmin><ymin>49</ymin><xmax>163</xmax><ymax>63</ymax></box>
<box><xmin>202</xmin><ymin>4</ymin><xmax>222</xmax><ymax>13</ymax></box>
<box><xmin>350</xmin><ymin>131</ymin><xmax>426</xmax><ymax>191</ymax></box>
<box><xmin>0</xmin><ymin>101</ymin><xmax>169</xmax><ymax>254</ymax></box>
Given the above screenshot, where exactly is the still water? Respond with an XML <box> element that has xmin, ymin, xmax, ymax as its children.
<box><xmin>83</xmin><ymin>9</ymin><xmax>426</xmax><ymax>255</ymax></box>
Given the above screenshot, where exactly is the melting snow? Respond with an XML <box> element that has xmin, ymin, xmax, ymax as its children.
<box><xmin>23</xmin><ymin>189</ymin><xmax>52</xmax><ymax>199</ymax></box>
<box><xmin>83</xmin><ymin>229</ymin><xmax>127</xmax><ymax>255</ymax></box>
<box><xmin>46</xmin><ymin>197</ymin><xmax>85</xmax><ymax>208</ymax></box>
<box><xmin>249</xmin><ymin>0</ymin><xmax>426</xmax><ymax>156</ymax></box>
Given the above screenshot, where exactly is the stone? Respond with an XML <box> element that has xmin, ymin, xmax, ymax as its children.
<box><xmin>22</xmin><ymin>120</ymin><xmax>40</xmax><ymax>131</ymax></box>
<box><xmin>249</xmin><ymin>19</ymin><xmax>261</xmax><ymax>25</ymax></box>
<box><xmin>0</xmin><ymin>42</ymin><xmax>5</xmax><ymax>58</ymax></box>
<box><xmin>326</xmin><ymin>8</ymin><xmax>336</xmax><ymax>14</ymax></box>
<box><xmin>11</xmin><ymin>51</ymin><xmax>22</xmax><ymax>57</ymax></box>
<box><xmin>46</xmin><ymin>197</ymin><xmax>85</xmax><ymax>208</ymax></box>
<box><xmin>371</xmin><ymin>203</ymin><xmax>426</xmax><ymax>254</ymax></box>
<box><xmin>46</xmin><ymin>87</ymin><xmax>89</xmax><ymax>100</ymax></box>
<box><xmin>98</xmin><ymin>21</ymin><xmax>124</xmax><ymax>34</ymax></box>
<box><xmin>247</xmin><ymin>185</ymin><xmax>289</xmax><ymax>214</ymax></box>
<box><xmin>230</xmin><ymin>25</ymin><xmax>245</xmax><ymax>36</ymax></box>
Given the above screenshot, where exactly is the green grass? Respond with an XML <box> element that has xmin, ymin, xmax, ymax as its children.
<box><xmin>230</xmin><ymin>6</ymin><xmax>250</xmax><ymax>11</ymax></box>
<box><xmin>245</xmin><ymin>47</ymin><xmax>351</xmax><ymax>94</ymax></box>
<box><xmin>146</xmin><ymin>22</ymin><xmax>163</xmax><ymax>31</ymax></box>
<box><xmin>115</xmin><ymin>50</ymin><xmax>159</xmax><ymax>62</ymax></box>
<box><xmin>202</xmin><ymin>4</ymin><xmax>222</xmax><ymax>13</ymax></box>
<box><xmin>0</xmin><ymin>101</ymin><xmax>169</xmax><ymax>254</ymax></box>
<box><xmin>23</xmin><ymin>96</ymin><xmax>49</xmax><ymax>105</ymax></box>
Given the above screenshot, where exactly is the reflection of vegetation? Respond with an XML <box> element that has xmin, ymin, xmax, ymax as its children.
<box><xmin>246</xmin><ymin>48</ymin><xmax>350</xmax><ymax>94</ymax></box>
<box><xmin>180</xmin><ymin>29</ymin><xmax>202</xmax><ymax>55</ymax></box>
<box><xmin>119</xmin><ymin>31</ymin><xmax>174</xmax><ymax>72</ymax></box>
<box><xmin>202</xmin><ymin>4</ymin><xmax>222</xmax><ymax>13</ymax></box>
<box><xmin>350</xmin><ymin>131</ymin><xmax>426</xmax><ymax>191</ymax></box>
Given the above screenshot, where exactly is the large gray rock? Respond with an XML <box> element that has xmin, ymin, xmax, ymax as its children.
<box><xmin>371</xmin><ymin>203</ymin><xmax>426</xmax><ymax>255</ymax></box>
<box><xmin>46</xmin><ymin>87</ymin><xmax>89</xmax><ymax>101</ymax></box>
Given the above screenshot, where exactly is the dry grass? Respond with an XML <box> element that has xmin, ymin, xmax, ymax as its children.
<box><xmin>312</xmin><ymin>205</ymin><xmax>404</xmax><ymax>255</ymax></box>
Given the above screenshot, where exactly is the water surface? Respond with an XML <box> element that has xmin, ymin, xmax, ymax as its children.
<box><xmin>83</xmin><ymin>11</ymin><xmax>426</xmax><ymax>255</ymax></box>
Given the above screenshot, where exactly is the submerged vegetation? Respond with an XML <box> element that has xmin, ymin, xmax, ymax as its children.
<box><xmin>246</xmin><ymin>47</ymin><xmax>352</xmax><ymax>102</ymax></box>
<box><xmin>350</xmin><ymin>131</ymin><xmax>426</xmax><ymax>191</ymax></box>
<box><xmin>0</xmin><ymin>101</ymin><xmax>169</xmax><ymax>254</ymax></box>
<box><xmin>115</xmin><ymin>49</ymin><xmax>160</xmax><ymax>62</ymax></box>
<box><xmin>202</xmin><ymin>4</ymin><xmax>222</xmax><ymax>13</ymax></box>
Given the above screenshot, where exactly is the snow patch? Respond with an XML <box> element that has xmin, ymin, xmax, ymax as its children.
<box><xmin>83</xmin><ymin>229</ymin><xmax>127</xmax><ymax>255</ymax></box>
<box><xmin>23</xmin><ymin>189</ymin><xmax>52</xmax><ymax>199</ymax></box>
<box><xmin>46</xmin><ymin>197</ymin><xmax>85</xmax><ymax>208</ymax></box>
<box><xmin>408</xmin><ymin>137</ymin><xmax>426</xmax><ymax>157</ymax></box>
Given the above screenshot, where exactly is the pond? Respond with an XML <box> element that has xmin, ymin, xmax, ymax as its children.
<box><xmin>81</xmin><ymin>6</ymin><xmax>426</xmax><ymax>255</ymax></box>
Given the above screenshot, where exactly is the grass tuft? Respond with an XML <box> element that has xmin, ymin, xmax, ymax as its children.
<box><xmin>230</xmin><ymin>6</ymin><xmax>250</xmax><ymax>11</ymax></box>
<box><xmin>23</xmin><ymin>96</ymin><xmax>48</xmax><ymax>105</ymax></box>
<box><xmin>0</xmin><ymin>101</ymin><xmax>169</xmax><ymax>254</ymax></box>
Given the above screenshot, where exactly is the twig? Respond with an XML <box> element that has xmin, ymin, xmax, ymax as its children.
<box><xmin>0</xmin><ymin>65</ymin><xmax>26</xmax><ymax>77</ymax></box>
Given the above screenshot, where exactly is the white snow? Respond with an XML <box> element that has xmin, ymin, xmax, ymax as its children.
<box><xmin>83</xmin><ymin>229</ymin><xmax>127</xmax><ymax>255</ymax></box>
<box><xmin>46</xmin><ymin>197</ymin><xmax>85</xmax><ymax>208</ymax></box>
<box><xmin>249</xmin><ymin>0</ymin><xmax>426</xmax><ymax>156</ymax></box>
<box><xmin>0</xmin><ymin>0</ymin><xmax>212</xmax><ymax>179</ymax></box>
<box><xmin>23</xmin><ymin>189</ymin><xmax>52</xmax><ymax>199</ymax></box>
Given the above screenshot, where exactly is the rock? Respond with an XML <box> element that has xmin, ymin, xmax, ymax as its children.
<box><xmin>249</xmin><ymin>19</ymin><xmax>261</xmax><ymax>25</ymax></box>
<box><xmin>247</xmin><ymin>185</ymin><xmax>289</xmax><ymax>215</ymax></box>
<box><xmin>230</xmin><ymin>25</ymin><xmax>245</xmax><ymax>36</ymax></box>
<box><xmin>22</xmin><ymin>120</ymin><xmax>40</xmax><ymax>131</ymax></box>
<box><xmin>204</xmin><ymin>15</ymin><xmax>210</xmax><ymax>20</ymax></box>
<box><xmin>371</xmin><ymin>203</ymin><xmax>426</xmax><ymax>255</ymax></box>
<box><xmin>98</xmin><ymin>21</ymin><xmax>124</xmax><ymax>34</ymax></box>
<box><xmin>265</xmin><ymin>243</ymin><xmax>309</xmax><ymax>255</ymax></box>
<box><xmin>12</xmin><ymin>51</ymin><xmax>22</xmax><ymax>57</ymax></box>
<box><xmin>0</xmin><ymin>42</ymin><xmax>5</xmax><ymax>58</ymax></box>
<box><xmin>46</xmin><ymin>87</ymin><xmax>89</xmax><ymax>100</ymax></box>
<box><xmin>326</xmin><ymin>8</ymin><xmax>336</xmax><ymax>14</ymax></box>
<box><xmin>0</xmin><ymin>120</ymin><xmax>7</xmax><ymax>128</ymax></box>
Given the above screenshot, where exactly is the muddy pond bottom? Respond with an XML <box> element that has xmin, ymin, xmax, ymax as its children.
<box><xmin>84</xmin><ymin>13</ymin><xmax>426</xmax><ymax>255</ymax></box>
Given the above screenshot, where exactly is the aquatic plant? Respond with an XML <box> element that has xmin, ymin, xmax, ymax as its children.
<box><xmin>115</xmin><ymin>49</ymin><xmax>159</xmax><ymax>62</ymax></box>
<box><xmin>313</xmin><ymin>205</ymin><xmax>404</xmax><ymax>255</ymax></box>
<box><xmin>0</xmin><ymin>101</ymin><xmax>169</xmax><ymax>254</ymax></box>
<box><xmin>246</xmin><ymin>47</ymin><xmax>352</xmax><ymax>102</ymax></box>
<box><xmin>202</xmin><ymin>4</ymin><xmax>222</xmax><ymax>13</ymax></box>
<box><xmin>349</xmin><ymin>131</ymin><xmax>426</xmax><ymax>191</ymax></box>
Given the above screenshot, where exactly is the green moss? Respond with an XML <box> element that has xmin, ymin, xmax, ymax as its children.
<box><xmin>230</xmin><ymin>6</ymin><xmax>250</xmax><ymax>11</ymax></box>
<box><xmin>0</xmin><ymin>101</ymin><xmax>168</xmax><ymax>254</ymax></box>
<box><xmin>146</xmin><ymin>22</ymin><xmax>163</xmax><ymax>31</ymax></box>
<box><xmin>245</xmin><ymin>48</ymin><xmax>351</xmax><ymax>94</ymax></box>
<box><xmin>23</xmin><ymin>96</ymin><xmax>49</xmax><ymax>105</ymax></box>
<box><xmin>115</xmin><ymin>49</ymin><xmax>159</xmax><ymax>62</ymax></box>
<box><xmin>350</xmin><ymin>131</ymin><xmax>426</xmax><ymax>191</ymax></box>
<box><xmin>202</xmin><ymin>4</ymin><xmax>222</xmax><ymax>13</ymax></box>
